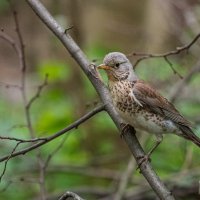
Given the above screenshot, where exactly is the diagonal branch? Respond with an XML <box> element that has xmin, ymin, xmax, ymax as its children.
<box><xmin>0</xmin><ymin>142</ymin><xmax>22</xmax><ymax>182</ymax></box>
<box><xmin>26</xmin><ymin>74</ymin><xmax>48</xmax><ymax>110</ymax></box>
<box><xmin>0</xmin><ymin>104</ymin><xmax>105</xmax><ymax>162</ymax></box>
<box><xmin>25</xmin><ymin>0</ymin><xmax>175</xmax><ymax>199</ymax></box>
<box><xmin>0</xmin><ymin>29</ymin><xmax>20</xmax><ymax>56</ymax></box>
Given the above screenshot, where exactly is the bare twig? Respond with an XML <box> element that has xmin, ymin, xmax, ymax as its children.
<box><xmin>44</xmin><ymin>135</ymin><xmax>68</xmax><ymax>170</ymax></box>
<box><xmin>0</xmin><ymin>142</ymin><xmax>21</xmax><ymax>182</ymax></box>
<box><xmin>12</xmin><ymin>10</ymin><xmax>26</xmax><ymax>73</ymax></box>
<box><xmin>0</xmin><ymin>135</ymin><xmax>46</xmax><ymax>143</ymax></box>
<box><xmin>11</xmin><ymin>8</ymin><xmax>49</xmax><ymax>198</ymax></box>
<box><xmin>128</xmin><ymin>33</ymin><xmax>200</xmax><ymax>78</ymax></box>
<box><xmin>26</xmin><ymin>74</ymin><xmax>48</xmax><ymax>110</ymax></box>
<box><xmin>25</xmin><ymin>0</ymin><xmax>175</xmax><ymax>199</ymax></box>
<box><xmin>0</xmin><ymin>29</ymin><xmax>20</xmax><ymax>56</ymax></box>
<box><xmin>0</xmin><ymin>104</ymin><xmax>105</xmax><ymax>162</ymax></box>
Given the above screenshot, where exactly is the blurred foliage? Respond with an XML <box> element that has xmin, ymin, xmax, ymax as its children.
<box><xmin>0</xmin><ymin>0</ymin><xmax>9</xmax><ymax>13</ymax></box>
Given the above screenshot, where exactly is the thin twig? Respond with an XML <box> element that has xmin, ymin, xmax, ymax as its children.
<box><xmin>0</xmin><ymin>29</ymin><xmax>20</xmax><ymax>56</ymax></box>
<box><xmin>0</xmin><ymin>142</ymin><xmax>21</xmax><ymax>182</ymax></box>
<box><xmin>12</xmin><ymin>10</ymin><xmax>26</xmax><ymax>72</ymax></box>
<box><xmin>164</xmin><ymin>56</ymin><xmax>183</xmax><ymax>79</ymax></box>
<box><xmin>128</xmin><ymin>33</ymin><xmax>200</xmax><ymax>78</ymax></box>
<box><xmin>0</xmin><ymin>105</ymin><xmax>105</xmax><ymax>162</ymax></box>
<box><xmin>9</xmin><ymin>8</ymin><xmax>47</xmax><ymax>198</ymax></box>
<box><xmin>26</xmin><ymin>74</ymin><xmax>48</xmax><ymax>110</ymax></box>
<box><xmin>44</xmin><ymin>135</ymin><xmax>68</xmax><ymax>170</ymax></box>
<box><xmin>0</xmin><ymin>135</ymin><xmax>46</xmax><ymax>142</ymax></box>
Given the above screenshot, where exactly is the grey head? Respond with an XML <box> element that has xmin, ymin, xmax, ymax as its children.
<box><xmin>98</xmin><ymin>52</ymin><xmax>138</xmax><ymax>81</ymax></box>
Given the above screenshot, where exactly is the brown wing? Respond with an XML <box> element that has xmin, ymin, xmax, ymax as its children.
<box><xmin>132</xmin><ymin>80</ymin><xmax>191</xmax><ymax>127</ymax></box>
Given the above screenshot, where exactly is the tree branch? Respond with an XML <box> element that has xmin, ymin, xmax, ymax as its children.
<box><xmin>25</xmin><ymin>0</ymin><xmax>175</xmax><ymax>199</ymax></box>
<box><xmin>0</xmin><ymin>104</ymin><xmax>105</xmax><ymax>162</ymax></box>
<box><xmin>26</xmin><ymin>74</ymin><xmax>48</xmax><ymax>110</ymax></box>
<box><xmin>0</xmin><ymin>29</ymin><xmax>20</xmax><ymax>56</ymax></box>
<box><xmin>128</xmin><ymin>33</ymin><xmax>200</xmax><ymax>78</ymax></box>
<box><xmin>0</xmin><ymin>142</ymin><xmax>21</xmax><ymax>182</ymax></box>
<box><xmin>0</xmin><ymin>135</ymin><xmax>45</xmax><ymax>142</ymax></box>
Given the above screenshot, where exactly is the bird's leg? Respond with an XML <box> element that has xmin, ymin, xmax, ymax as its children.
<box><xmin>137</xmin><ymin>135</ymin><xmax>163</xmax><ymax>168</ymax></box>
<box><xmin>120</xmin><ymin>123</ymin><xmax>136</xmax><ymax>138</ymax></box>
<box><xmin>120</xmin><ymin>123</ymin><xmax>129</xmax><ymax>138</ymax></box>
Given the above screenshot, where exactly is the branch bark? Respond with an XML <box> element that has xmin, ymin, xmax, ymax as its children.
<box><xmin>25</xmin><ymin>0</ymin><xmax>175</xmax><ymax>199</ymax></box>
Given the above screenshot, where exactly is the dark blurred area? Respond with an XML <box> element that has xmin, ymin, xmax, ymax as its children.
<box><xmin>0</xmin><ymin>0</ymin><xmax>200</xmax><ymax>199</ymax></box>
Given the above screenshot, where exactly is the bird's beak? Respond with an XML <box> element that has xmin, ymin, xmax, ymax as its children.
<box><xmin>97</xmin><ymin>64</ymin><xmax>111</xmax><ymax>70</ymax></box>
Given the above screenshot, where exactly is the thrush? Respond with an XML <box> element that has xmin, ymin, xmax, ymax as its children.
<box><xmin>98</xmin><ymin>52</ymin><xmax>200</xmax><ymax>161</ymax></box>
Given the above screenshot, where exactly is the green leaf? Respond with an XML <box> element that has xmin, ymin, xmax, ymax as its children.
<box><xmin>37</xmin><ymin>60</ymin><xmax>71</xmax><ymax>82</ymax></box>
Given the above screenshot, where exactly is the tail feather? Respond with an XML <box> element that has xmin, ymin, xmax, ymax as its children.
<box><xmin>179</xmin><ymin>125</ymin><xmax>200</xmax><ymax>147</ymax></box>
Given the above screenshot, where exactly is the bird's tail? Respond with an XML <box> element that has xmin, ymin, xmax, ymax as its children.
<box><xmin>179</xmin><ymin>125</ymin><xmax>200</xmax><ymax>147</ymax></box>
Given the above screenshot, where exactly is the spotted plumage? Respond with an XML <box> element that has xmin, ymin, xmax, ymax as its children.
<box><xmin>98</xmin><ymin>52</ymin><xmax>200</xmax><ymax>154</ymax></box>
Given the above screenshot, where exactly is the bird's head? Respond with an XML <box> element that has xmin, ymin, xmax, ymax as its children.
<box><xmin>97</xmin><ymin>52</ymin><xmax>137</xmax><ymax>81</ymax></box>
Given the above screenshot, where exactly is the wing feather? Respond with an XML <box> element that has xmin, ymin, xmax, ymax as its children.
<box><xmin>132</xmin><ymin>80</ymin><xmax>191</xmax><ymax>127</ymax></box>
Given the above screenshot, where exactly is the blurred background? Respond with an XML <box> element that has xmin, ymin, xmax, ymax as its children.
<box><xmin>0</xmin><ymin>0</ymin><xmax>200</xmax><ymax>199</ymax></box>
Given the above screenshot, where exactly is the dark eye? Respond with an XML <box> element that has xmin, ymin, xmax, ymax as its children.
<box><xmin>115</xmin><ymin>63</ymin><xmax>120</xmax><ymax>68</ymax></box>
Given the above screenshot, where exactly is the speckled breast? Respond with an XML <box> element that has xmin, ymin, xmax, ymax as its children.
<box><xmin>109</xmin><ymin>81</ymin><xmax>141</xmax><ymax>117</ymax></box>
<box><xmin>108</xmin><ymin>80</ymin><xmax>178</xmax><ymax>134</ymax></box>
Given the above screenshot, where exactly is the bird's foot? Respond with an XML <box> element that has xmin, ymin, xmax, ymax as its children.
<box><xmin>120</xmin><ymin>123</ymin><xmax>129</xmax><ymax>138</ymax></box>
<box><xmin>120</xmin><ymin>123</ymin><xmax>135</xmax><ymax>138</ymax></box>
<box><xmin>136</xmin><ymin>153</ymin><xmax>151</xmax><ymax>170</ymax></box>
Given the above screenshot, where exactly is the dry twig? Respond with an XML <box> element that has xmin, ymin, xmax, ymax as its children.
<box><xmin>0</xmin><ymin>104</ymin><xmax>105</xmax><ymax>162</ymax></box>
<box><xmin>128</xmin><ymin>33</ymin><xmax>200</xmax><ymax>78</ymax></box>
<box><xmin>0</xmin><ymin>142</ymin><xmax>21</xmax><ymax>182</ymax></box>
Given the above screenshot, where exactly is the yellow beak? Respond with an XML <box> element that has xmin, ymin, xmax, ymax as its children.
<box><xmin>97</xmin><ymin>64</ymin><xmax>111</xmax><ymax>70</ymax></box>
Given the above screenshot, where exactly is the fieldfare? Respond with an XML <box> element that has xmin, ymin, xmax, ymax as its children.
<box><xmin>98</xmin><ymin>52</ymin><xmax>200</xmax><ymax>160</ymax></box>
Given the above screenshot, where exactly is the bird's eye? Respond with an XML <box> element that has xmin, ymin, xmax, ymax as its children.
<box><xmin>115</xmin><ymin>63</ymin><xmax>120</xmax><ymax>68</ymax></box>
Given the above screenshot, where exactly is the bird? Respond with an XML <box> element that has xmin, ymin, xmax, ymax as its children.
<box><xmin>97</xmin><ymin>52</ymin><xmax>200</xmax><ymax>162</ymax></box>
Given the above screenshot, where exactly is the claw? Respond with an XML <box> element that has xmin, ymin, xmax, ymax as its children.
<box><xmin>136</xmin><ymin>154</ymin><xmax>152</xmax><ymax>171</ymax></box>
<box><xmin>120</xmin><ymin>123</ymin><xmax>136</xmax><ymax>138</ymax></box>
<box><xmin>120</xmin><ymin>123</ymin><xmax>129</xmax><ymax>138</ymax></box>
